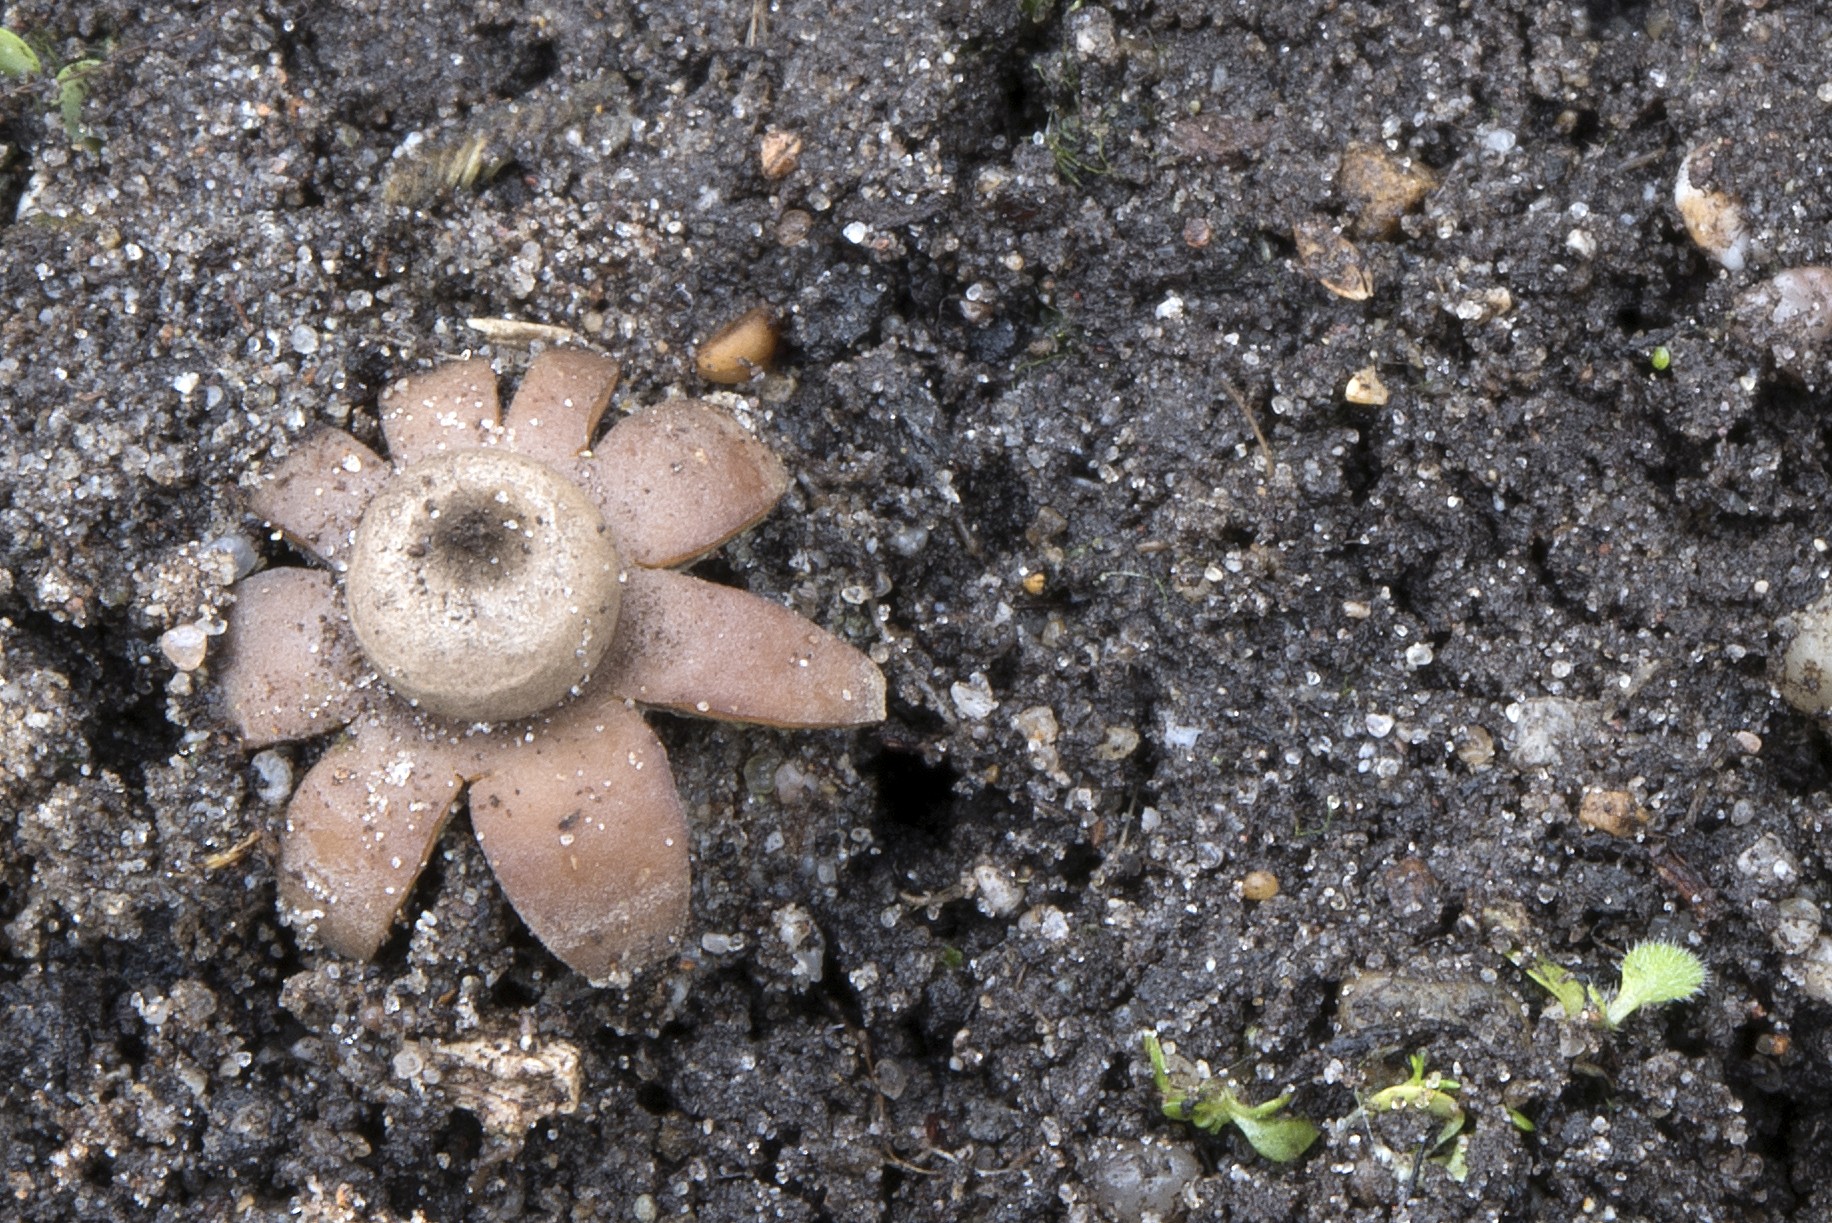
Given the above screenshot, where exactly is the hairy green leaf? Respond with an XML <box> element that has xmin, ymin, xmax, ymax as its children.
<box><xmin>0</xmin><ymin>28</ymin><xmax>42</xmax><ymax>77</ymax></box>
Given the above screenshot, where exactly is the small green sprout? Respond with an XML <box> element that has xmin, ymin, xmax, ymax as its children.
<box><xmin>1650</xmin><ymin>345</ymin><xmax>1672</xmax><ymax>371</ymax></box>
<box><xmin>0</xmin><ymin>26</ymin><xmax>104</xmax><ymax>151</ymax></box>
<box><xmin>1524</xmin><ymin>957</ymin><xmax>1587</xmax><ymax>1019</ymax></box>
<box><xmin>1607</xmin><ymin>941</ymin><xmax>1707</xmax><ymax>1026</ymax></box>
<box><xmin>1363</xmin><ymin>1052</ymin><xmax>1468</xmax><ymax>1182</ymax></box>
<box><xmin>55</xmin><ymin>59</ymin><xmax>102</xmax><ymax>150</ymax></box>
<box><xmin>1142</xmin><ymin>1032</ymin><xmax>1320</xmax><ymax>1163</ymax></box>
<box><xmin>1527</xmin><ymin>940</ymin><xmax>1706</xmax><ymax>1030</ymax></box>
<box><xmin>0</xmin><ymin>28</ymin><xmax>42</xmax><ymax>76</ymax></box>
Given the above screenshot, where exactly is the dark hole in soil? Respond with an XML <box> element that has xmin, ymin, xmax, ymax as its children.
<box><xmin>870</xmin><ymin>751</ymin><xmax>961</xmax><ymax>858</ymax></box>
<box><xmin>634</xmin><ymin>1079</ymin><xmax>672</xmax><ymax>1115</ymax></box>
<box><xmin>1058</xmin><ymin>841</ymin><xmax>1102</xmax><ymax>889</ymax></box>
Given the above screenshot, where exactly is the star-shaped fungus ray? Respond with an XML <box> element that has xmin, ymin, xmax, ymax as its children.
<box><xmin>244</xmin><ymin>429</ymin><xmax>389</xmax><ymax>569</ymax></box>
<box><xmin>602</xmin><ymin>567</ymin><xmax>887</xmax><ymax>728</ymax></box>
<box><xmin>500</xmin><ymin>348</ymin><xmax>620</xmax><ymax>465</ymax></box>
<box><xmin>219</xmin><ymin>568</ymin><xmax>369</xmax><ymax>748</ymax></box>
<box><xmin>465</xmin><ymin>691</ymin><xmax>689</xmax><ymax>983</ymax></box>
<box><xmin>575</xmin><ymin>399</ymin><xmax>791</xmax><ymax>568</ymax></box>
<box><xmin>277</xmin><ymin>707</ymin><xmax>470</xmax><ymax>959</ymax></box>
<box><xmin>378</xmin><ymin>358</ymin><xmax>501</xmax><ymax>465</ymax></box>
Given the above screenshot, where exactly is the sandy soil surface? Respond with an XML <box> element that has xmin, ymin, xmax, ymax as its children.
<box><xmin>4</xmin><ymin>2</ymin><xmax>1831</xmax><ymax>1219</ymax></box>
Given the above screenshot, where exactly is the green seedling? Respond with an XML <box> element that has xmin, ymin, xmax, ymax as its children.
<box><xmin>0</xmin><ymin>26</ymin><xmax>104</xmax><ymax>150</ymax></box>
<box><xmin>55</xmin><ymin>59</ymin><xmax>102</xmax><ymax>149</ymax></box>
<box><xmin>1527</xmin><ymin>940</ymin><xmax>1706</xmax><ymax>1030</ymax></box>
<box><xmin>1355</xmin><ymin>1052</ymin><xmax>1470</xmax><ymax>1186</ymax></box>
<box><xmin>1141</xmin><ymin>1032</ymin><xmax>1319</xmax><ymax>1163</ymax></box>
<box><xmin>1368</xmin><ymin>1053</ymin><xmax>1466</xmax><ymax>1160</ymax></box>
<box><xmin>1650</xmin><ymin>344</ymin><xmax>1672</xmax><ymax>371</ymax></box>
<box><xmin>0</xmin><ymin>28</ymin><xmax>40</xmax><ymax>76</ymax></box>
<box><xmin>1041</xmin><ymin>112</ymin><xmax>1111</xmax><ymax>187</ymax></box>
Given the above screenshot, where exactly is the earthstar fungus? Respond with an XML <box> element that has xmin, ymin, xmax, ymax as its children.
<box><xmin>218</xmin><ymin>350</ymin><xmax>886</xmax><ymax>982</ymax></box>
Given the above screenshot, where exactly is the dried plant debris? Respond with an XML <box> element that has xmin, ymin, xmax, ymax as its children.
<box><xmin>382</xmin><ymin>74</ymin><xmax>632</xmax><ymax>207</ymax></box>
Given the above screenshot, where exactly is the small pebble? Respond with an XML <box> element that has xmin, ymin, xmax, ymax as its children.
<box><xmin>950</xmin><ymin>673</ymin><xmax>998</xmax><ymax>720</ymax></box>
<box><xmin>1453</xmin><ymin>723</ymin><xmax>1495</xmax><ymax>767</ymax></box>
<box><xmin>251</xmin><ymin>749</ymin><xmax>295</xmax><ymax>805</ymax></box>
<box><xmin>1345</xmin><ymin>366</ymin><xmax>1388</xmax><ymax>405</ymax></box>
<box><xmin>776</xmin><ymin>209</ymin><xmax>814</xmax><ymax>246</ymax></box>
<box><xmin>972</xmin><ymin>863</ymin><xmax>1023</xmax><ymax>917</ymax></box>
<box><xmin>1085</xmin><ymin>1138</ymin><xmax>1201</xmax><ymax>1221</ymax></box>
<box><xmin>1241</xmin><ymin>869</ymin><xmax>1280</xmax><ymax>902</ymax></box>
<box><xmin>1093</xmin><ymin>724</ymin><xmax>1140</xmax><ymax>761</ymax></box>
<box><xmin>1338</xmin><ymin>142</ymin><xmax>1437</xmax><ymax>239</ymax></box>
<box><xmin>1577</xmin><ymin>788</ymin><xmax>1647</xmax><ymax>838</ymax></box>
<box><xmin>1675</xmin><ymin>141</ymin><xmax>1750</xmax><ymax>271</ymax></box>
<box><xmin>205</xmin><ymin>533</ymin><xmax>261</xmax><ymax>579</ymax></box>
<box><xmin>695</xmin><ymin>306</ymin><xmax>778</xmax><ymax>384</ymax></box>
<box><xmin>759</xmin><ymin>129</ymin><xmax>802</xmax><ymax>180</ymax></box>
<box><xmin>160</xmin><ymin>622</ymin><xmax>209</xmax><ymax>671</ymax></box>
<box><xmin>1771</xmin><ymin>897</ymin><xmax>1822</xmax><ymax>957</ymax></box>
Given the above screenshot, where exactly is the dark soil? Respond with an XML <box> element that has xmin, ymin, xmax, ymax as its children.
<box><xmin>3</xmin><ymin>2</ymin><xmax>1830</xmax><ymax>1219</ymax></box>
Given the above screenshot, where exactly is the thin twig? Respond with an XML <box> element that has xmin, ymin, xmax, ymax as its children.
<box><xmin>1218</xmin><ymin>374</ymin><xmax>1273</xmax><ymax>465</ymax></box>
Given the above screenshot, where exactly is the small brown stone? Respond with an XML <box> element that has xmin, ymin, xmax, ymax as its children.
<box><xmin>1338</xmin><ymin>142</ymin><xmax>1437</xmax><ymax>240</ymax></box>
<box><xmin>1755</xmin><ymin>1032</ymin><xmax>1791</xmax><ymax>1058</ymax></box>
<box><xmin>776</xmin><ymin>209</ymin><xmax>813</xmax><ymax>246</ymax></box>
<box><xmin>1577</xmin><ymin>788</ymin><xmax>1648</xmax><ymax>838</ymax></box>
<box><xmin>695</xmin><ymin>306</ymin><xmax>780</xmax><ymax>384</ymax></box>
<box><xmin>1675</xmin><ymin>140</ymin><xmax>1750</xmax><ymax>271</ymax></box>
<box><xmin>1382</xmin><ymin>856</ymin><xmax>1442</xmax><ymax>929</ymax></box>
<box><xmin>760</xmin><ymin>129</ymin><xmax>803</xmax><ymax>180</ymax></box>
<box><xmin>1345</xmin><ymin>366</ymin><xmax>1389</xmax><ymax>405</ymax></box>
<box><xmin>1453</xmin><ymin>724</ymin><xmax>1495</xmax><ymax>768</ymax></box>
<box><xmin>1241</xmin><ymin>870</ymin><xmax>1280</xmax><ymax>902</ymax></box>
<box><xmin>159</xmin><ymin>622</ymin><xmax>210</xmax><ymax>672</ymax></box>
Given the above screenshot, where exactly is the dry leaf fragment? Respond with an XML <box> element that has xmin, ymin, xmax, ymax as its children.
<box><xmin>1293</xmin><ymin>219</ymin><xmax>1374</xmax><ymax>300</ymax></box>
<box><xmin>1345</xmin><ymin>366</ymin><xmax>1389</xmax><ymax>405</ymax></box>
